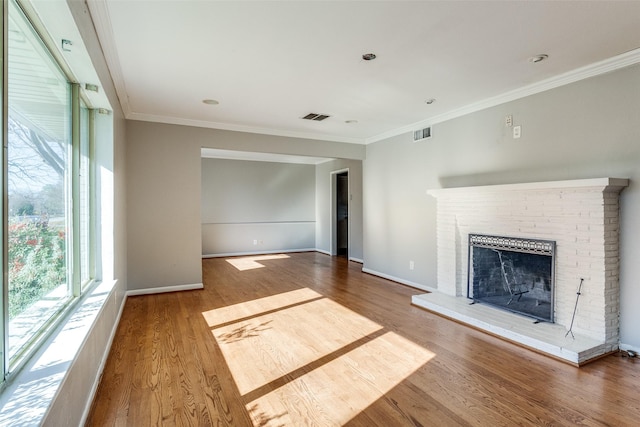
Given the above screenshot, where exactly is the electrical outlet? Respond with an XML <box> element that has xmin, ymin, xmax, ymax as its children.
<box><xmin>505</xmin><ymin>115</ymin><xmax>513</xmax><ymax>127</ymax></box>
<box><xmin>513</xmin><ymin>125</ymin><xmax>521</xmax><ymax>139</ymax></box>
<box><xmin>409</xmin><ymin>260</ymin><xmax>414</xmax><ymax>270</ymax></box>
<box><xmin>253</xmin><ymin>240</ymin><xmax>258</xmax><ymax>245</ymax></box>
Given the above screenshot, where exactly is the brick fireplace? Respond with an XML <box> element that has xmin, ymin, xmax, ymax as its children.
<box><xmin>412</xmin><ymin>178</ymin><xmax>628</xmax><ymax>365</ymax></box>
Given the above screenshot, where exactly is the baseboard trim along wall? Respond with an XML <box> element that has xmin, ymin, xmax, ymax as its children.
<box><xmin>126</xmin><ymin>283</ymin><xmax>204</xmax><ymax>296</ymax></box>
<box><xmin>203</xmin><ymin>250</ymin><xmax>363</xmax><ymax>264</ymax></box>
<box><xmin>80</xmin><ymin>282</ymin><xmax>128</xmax><ymax>425</ymax></box>
<box><xmin>361</xmin><ymin>268</ymin><xmax>438</xmax><ymax>293</ymax></box>
<box><xmin>203</xmin><ymin>248</ymin><xmax>317</xmax><ymax>258</ymax></box>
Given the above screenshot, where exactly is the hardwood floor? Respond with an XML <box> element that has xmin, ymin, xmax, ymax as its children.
<box><xmin>86</xmin><ymin>252</ymin><xmax>640</xmax><ymax>426</ymax></box>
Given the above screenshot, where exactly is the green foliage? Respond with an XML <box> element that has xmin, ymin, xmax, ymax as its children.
<box><xmin>8</xmin><ymin>219</ymin><xmax>66</xmax><ymax>319</ymax></box>
<box><xmin>40</xmin><ymin>183</ymin><xmax>66</xmax><ymax>216</ymax></box>
<box><xmin>16</xmin><ymin>201</ymin><xmax>35</xmax><ymax>216</ymax></box>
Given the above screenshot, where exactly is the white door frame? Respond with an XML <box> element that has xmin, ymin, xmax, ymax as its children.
<box><xmin>329</xmin><ymin>168</ymin><xmax>350</xmax><ymax>257</ymax></box>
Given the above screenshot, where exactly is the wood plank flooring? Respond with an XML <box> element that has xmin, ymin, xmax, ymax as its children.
<box><xmin>86</xmin><ymin>252</ymin><xmax>640</xmax><ymax>426</ymax></box>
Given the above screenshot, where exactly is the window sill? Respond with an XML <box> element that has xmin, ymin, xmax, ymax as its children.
<box><xmin>8</xmin><ymin>283</ymin><xmax>70</xmax><ymax>365</ymax></box>
<box><xmin>0</xmin><ymin>279</ymin><xmax>118</xmax><ymax>426</ymax></box>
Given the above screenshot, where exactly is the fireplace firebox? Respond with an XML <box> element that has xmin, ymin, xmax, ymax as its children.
<box><xmin>467</xmin><ymin>234</ymin><xmax>555</xmax><ymax>322</ymax></box>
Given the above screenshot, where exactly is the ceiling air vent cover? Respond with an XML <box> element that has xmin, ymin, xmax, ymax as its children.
<box><xmin>413</xmin><ymin>126</ymin><xmax>432</xmax><ymax>142</ymax></box>
<box><xmin>302</xmin><ymin>113</ymin><xmax>331</xmax><ymax>121</ymax></box>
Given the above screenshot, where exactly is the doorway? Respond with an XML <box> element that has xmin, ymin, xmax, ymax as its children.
<box><xmin>336</xmin><ymin>171</ymin><xmax>349</xmax><ymax>257</ymax></box>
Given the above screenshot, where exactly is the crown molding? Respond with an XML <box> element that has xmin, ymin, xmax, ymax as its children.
<box><xmin>85</xmin><ymin>1</ymin><xmax>640</xmax><ymax>147</ymax></box>
<box><xmin>127</xmin><ymin>111</ymin><xmax>366</xmax><ymax>145</ymax></box>
<box><xmin>365</xmin><ymin>47</ymin><xmax>640</xmax><ymax>144</ymax></box>
<box><xmin>86</xmin><ymin>0</ymin><xmax>132</xmax><ymax>117</ymax></box>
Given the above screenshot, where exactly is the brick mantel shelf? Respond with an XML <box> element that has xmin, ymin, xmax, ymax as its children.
<box><xmin>427</xmin><ymin>177</ymin><xmax>629</xmax><ymax>197</ymax></box>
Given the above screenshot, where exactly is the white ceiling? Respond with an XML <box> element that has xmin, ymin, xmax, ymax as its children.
<box><xmin>86</xmin><ymin>0</ymin><xmax>640</xmax><ymax>145</ymax></box>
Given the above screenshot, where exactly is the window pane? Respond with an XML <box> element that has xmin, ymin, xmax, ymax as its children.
<box><xmin>80</xmin><ymin>102</ymin><xmax>91</xmax><ymax>287</ymax></box>
<box><xmin>7</xmin><ymin>0</ymin><xmax>72</xmax><ymax>362</ymax></box>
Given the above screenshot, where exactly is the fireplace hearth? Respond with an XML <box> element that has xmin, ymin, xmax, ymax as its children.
<box><xmin>468</xmin><ymin>234</ymin><xmax>555</xmax><ymax>322</ymax></box>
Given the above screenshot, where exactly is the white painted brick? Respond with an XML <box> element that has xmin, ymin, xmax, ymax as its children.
<box><xmin>432</xmin><ymin>180</ymin><xmax>625</xmax><ymax>344</ymax></box>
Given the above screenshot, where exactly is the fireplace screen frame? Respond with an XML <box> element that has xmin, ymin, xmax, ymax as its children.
<box><xmin>467</xmin><ymin>234</ymin><xmax>556</xmax><ymax>323</ymax></box>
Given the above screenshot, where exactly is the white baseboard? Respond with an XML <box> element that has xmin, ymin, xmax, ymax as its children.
<box><xmin>361</xmin><ymin>268</ymin><xmax>437</xmax><ymax>293</ymax></box>
<box><xmin>202</xmin><ymin>249</ymin><xmax>364</xmax><ymax>262</ymax></box>
<box><xmin>203</xmin><ymin>248</ymin><xmax>316</xmax><ymax>258</ymax></box>
<box><xmin>127</xmin><ymin>283</ymin><xmax>204</xmax><ymax>296</ymax></box>
<box><xmin>82</xmin><ymin>280</ymin><xmax>206</xmax><ymax>423</ymax></box>
<box><xmin>80</xmin><ymin>280</ymin><xmax>126</xmax><ymax>426</ymax></box>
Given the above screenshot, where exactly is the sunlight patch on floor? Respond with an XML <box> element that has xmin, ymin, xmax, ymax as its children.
<box><xmin>246</xmin><ymin>331</ymin><xmax>435</xmax><ymax>426</ymax></box>
<box><xmin>225</xmin><ymin>254</ymin><xmax>290</xmax><ymax>271</ymax></box>
<box><xmin>201</xmin><ymin>287</ymin><xmax>322</xmax><ymax>327</ymax></box>
<box><xmin>212</xmin><ymin>297</ymin><xmax>384</xmax><ymax>396</ymax></box>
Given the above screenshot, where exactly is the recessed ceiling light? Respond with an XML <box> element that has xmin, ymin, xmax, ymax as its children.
<box><xmin>528</xmin><ymin>54</ymin><xmax>549</xmax><ymax>64</ymax></box>
<box><xmin>202</xmin><ymin>99</ymin><xmax>219</xmax><ymax>105</ymax></box>
<box><xmin>362</xmin><ymin>53</ymin><xmax>376</xmax><ymax>61</ymax></box>
<box><xmin>345</xmin><ymin>120</ymin><xmax>358</xmax><ymax>124</ymax></box>
<box><xmin>425</xmin><ymin>98</ymin><xmax>436</xmax><ymax>105</ymax></box>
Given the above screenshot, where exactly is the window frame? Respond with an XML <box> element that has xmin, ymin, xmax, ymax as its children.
<box><xmin>0</xmin><ymin>0</ymin><xmax>97</xmax><ymax>385</ymax></box>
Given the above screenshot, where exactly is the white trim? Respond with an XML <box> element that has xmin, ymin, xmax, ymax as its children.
<box><xmin>128</xmin><ymin>112</ymin><xmax>364</xmax><ymax>144</ymax></box>
<box><xmin>41</xmin><ymin>280</ymin><xmax>119</xmax><ymax>424</ymax></box>
<box><xmin>315</xmin><ymin>249</ymin><xmax>331</xmax><ymax>256</ymax></box>
<box><xmin>79</xmin><ymin>6</ymin><xmax>640</xmax><ymax>148</ymax></box>
<box><xmin>86</xmin><ymin>0</ymin><xmax>131</xmax><ymax>117</ymax></box>
<box><xmin>202</xmin><ymin>248</ymin><xmax>316</xmax><ymax>258</ymax></box>
<box><xmin>362</xmin><ymin>268</ymin><xmax>437</xmax><ymax>293</ymax></box>
<box><xmin>129</xmin><ymin>44</ymin><xmax>640</xmax><ymax>146</ymax></box>
<box><xmin>79</xmin><ymin>285</ymin><xmax>128</xmax><ymax>426</ymax></box>
<box><xmin>366</xmin><ymin>48</ymin><xmax>640</xmax><ymax>144</ymax></box>
<box><xmin>349</xmin><ymin>257</ymin><xmax>364</xmax><ymax>264</ymax></box>
<box><xmin>0</xmin><ymin>280</ymin><xmax>119</xmax><ymax>425</ymax></box>
<box><xmin>126</xmin><ymin>283</ymin><xmax>203</xmax><ymax>296</ymax></box>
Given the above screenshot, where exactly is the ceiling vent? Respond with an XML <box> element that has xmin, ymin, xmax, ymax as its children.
<box><xmin>302</xmin><ymin>113</ymin><xmax>331</xmax><ymax>121</ymax></box>
<box><xmin>413</xmin><ymin>126</ymin><xmax>432</xmax><ymax>142</ymax></box>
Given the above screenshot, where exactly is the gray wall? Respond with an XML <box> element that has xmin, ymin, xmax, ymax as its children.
<box><xmin>202</xmin><ymin>158</ymin><xmax>316</xmax><ymax>255</ymax></box>
<box><xmin>363</xmin><ymin>63</ymin><xmax>640</xmax><ymax>349</ymax></box>
<box><xmin>126</xmin><ymin>120</ymin><xmax>365</xmax><ymax>291</ymax></box>
<box><xmin>315</xmin><ymin>159</ymin><xmax>364</xmax><ymax>261</ymax></box>
<box><xmin>126</xmin><ymin>123</ymin><xmax>203</xmax><ymax>290</ymax></box>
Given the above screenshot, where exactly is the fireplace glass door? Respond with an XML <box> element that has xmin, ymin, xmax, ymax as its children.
<box><xmin>467</xmin><ymin>234</ymin><xmax>555</xmax><ymax>322</ymax></box>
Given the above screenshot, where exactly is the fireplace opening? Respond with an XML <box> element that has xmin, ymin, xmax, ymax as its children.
<box><xmin>467</xmin><ymin>234</ymin><xmax>555</xmax><ymax>322</ymax></box>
